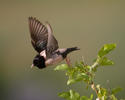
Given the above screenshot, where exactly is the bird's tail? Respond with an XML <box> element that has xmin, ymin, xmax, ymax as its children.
<box><xmin>62</xmin><ymin>47</ymin><xmax>80</xmax><ymax>58</ymax></box>
<box><xmin>67</xmin><ymin>47</ymin><xmax>80</xmax><ymax>53</ymax></box>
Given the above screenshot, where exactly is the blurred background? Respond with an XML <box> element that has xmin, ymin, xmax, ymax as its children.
<box><xmin>0</xmin><ymin>0</ymin><xmax>125</xmax><ymax>100</ymax></box>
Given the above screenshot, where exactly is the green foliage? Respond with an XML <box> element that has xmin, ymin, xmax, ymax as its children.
<box><xmin>66</xmin><ymin>64</ymin><xmax>92</xmax><ymax>85</ymax></box>
<box><xmin>92</xmin><ymin>44</ymin><xmax>116</xmax><ymax>71</ymax></box>
<box><xmin>54</xmin><ymin>44</ymin><xmax>124</xmax><ymax>100</ymax></box>
<box><xmin>54</xmin><ymin>64</ymin><xmax>69</xmax><ymax>71</ymax></box>
<box><xmin>58</xmin><ymin>90</ymin><xmax>93</xmax><ymax>100</ymax></box>
<box><xmin>97</xmin><ymin>57</ymin><xmax>114</xmax><ymax>66</ymax></box>
<box><xmin>98</xmin><ymin>44</ymin><xmax>116</xmax><ymax>57</ymax></box>
<box><xmin>111</xmin><ymin>87</ymin><xmax>122</xmax><ymax>95</ymax></box>
<box><xmin>96</xmin><ymin>84</ymin><xmax>108</xmax><ymax>100</ymax></box>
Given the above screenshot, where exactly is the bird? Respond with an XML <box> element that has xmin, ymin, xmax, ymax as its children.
<box><xmin>28</xmin><ymin>17</ymin><xmax>80</xmax><ymax>69</ymax></box>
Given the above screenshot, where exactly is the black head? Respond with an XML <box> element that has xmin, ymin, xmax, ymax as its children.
<box><xmin>33</xmin><ymin>54</ymin><xmax>46</xmax><ymax>69</ymax></box>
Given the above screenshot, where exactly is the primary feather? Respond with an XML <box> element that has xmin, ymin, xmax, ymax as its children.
<box><xmin>28</xmin><ymin>17</ymin><xmax>59</xmax><ymax>57</ymax></box>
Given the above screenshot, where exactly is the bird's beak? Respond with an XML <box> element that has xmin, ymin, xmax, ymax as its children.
<box><xmin>31</xmin><ymin>64</ymin><xmax>34</xmax><ymax>68</ymax></box>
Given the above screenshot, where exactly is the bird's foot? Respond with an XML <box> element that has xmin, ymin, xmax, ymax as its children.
<box><xmin>65</xmin><ymin>57</ymin><xmax>71</xmax><ymax>67</ymax></box>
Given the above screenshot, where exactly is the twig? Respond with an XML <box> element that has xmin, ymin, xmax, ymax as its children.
<box><xmin>91</xmin><ymin>62</ymin><xmax>98</xmax><ymax>69</ymax></box>
<box><xmin>91</xmin><ymin>81</ymin><xmax>98</xmax><ymax>96</ymax></box>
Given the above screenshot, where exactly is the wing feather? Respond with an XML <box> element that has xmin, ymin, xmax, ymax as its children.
<box><xmin>45</xmin><ymin>22</ymin><xmax>59</xmax><ymax>57</ymax></box>
<box><xmin>28</xmin><ymin>17</ymin><xmax>59</xmax><ymax>55</ymax></box>
<box><xmin>28</xmin><ymin>17</ymin><xmax>48</xmax><ymax>53</ymax></box>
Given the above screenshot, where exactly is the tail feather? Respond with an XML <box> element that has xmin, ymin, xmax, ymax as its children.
<box><xmin>62</xmin><ymin>47</ymin><xmax>80</xmax><ymax>58</ymax></box>
<box><xmin>67</xmin><ymin>47</ymin><xmax>80</xmax><ymax>52</ymax></box>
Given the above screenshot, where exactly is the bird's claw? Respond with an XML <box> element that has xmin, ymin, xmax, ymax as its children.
<box><xmin>65</xmin><ymin>57</ymin><xmax>71</xmax><ymax>67</ymax></box>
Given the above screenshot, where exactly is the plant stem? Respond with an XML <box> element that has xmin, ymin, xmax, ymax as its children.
<box><xmin>90</xmin><ymin>60</ymin><xmax>99</xmax><ymax>99</ymax></box>
<box><xmin>90</xmin><ymin>81</ymin><xmax>99</xmax><ymax>99</ymax></box>
<box><xmin>91</xmin><ymin>62</ymin><xmax>98</xmax><ymax>69</ymax></box>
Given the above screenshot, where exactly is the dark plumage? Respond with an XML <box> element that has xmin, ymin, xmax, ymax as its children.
<box><xmin>28</xmin><ymin>17</ymin><xmax>80</xmax><ymax>69</ymax></box>
<box><xmin>33</xmin><ymin>54</ymin><xmax>45</xmax><ymax>69</ymax></box>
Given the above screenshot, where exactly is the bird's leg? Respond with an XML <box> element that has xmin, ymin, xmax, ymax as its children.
<box><xmin>40</xmin><ymin>50</ymin><xmax>46</xmax><ymax>59</ymax></box>
<box><xmin>65</xmin><ymin>57</ymin><xmax>71</xmax><ymax>67</ymax></box>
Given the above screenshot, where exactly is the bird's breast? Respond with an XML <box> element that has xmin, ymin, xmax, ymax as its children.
<box><xmin>45</xmin><ymin>55</ymin><xmax>63</xmax><ymax>66</ymax></box>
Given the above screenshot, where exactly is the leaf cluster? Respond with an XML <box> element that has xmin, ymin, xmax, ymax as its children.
<box><xmin>58</xmin><ymin>89</ymin><xmax>93</xmax><ymax>100</ymax></box>
<box><xmin>54</xmin><ymin>44</ymin><xmax>123</xmax><ymax>100</ymax></box>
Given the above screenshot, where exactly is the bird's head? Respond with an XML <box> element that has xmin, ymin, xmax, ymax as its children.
<box><xmin>31</xmin><ymin>54</ymin><xmax>46</xmax><ymax>69</ymax></box>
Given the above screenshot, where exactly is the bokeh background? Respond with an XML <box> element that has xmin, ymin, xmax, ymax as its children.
<box><xmin>0</xmin><ymin>0</ymin><xmax>125</xmax><ymax>100</ymax></box>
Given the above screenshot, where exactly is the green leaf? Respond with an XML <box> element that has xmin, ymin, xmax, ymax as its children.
<box><xmin>110</xmin><ymin>94</ymin><xmax>118</xmax><ymax>100</ymax></box>
<box><xmin>54</xmin><ymin>64</ymin><xmax>69</xmax><ymax>71</ymax></box>
<box><xmin>98</xmin><ymin>57</ymin><xmax>114</xmax><ymax>66</ymax></box>
<box><xmin>59</xmin><ymin>90</ymin><xmax>80</xmax><ymax>100</ymax></box>
<box><xmin>79</xmin><ymin>73</ymin><xmax>90</xmax><ymax>82</ymax></box>
<box><xmin>80</xmin><ymin>96</ymin><xmax>89</xmax><ymax>100</ymax></box>
<box><xmin>75</xmin><ymin>61</ymin><xmax>84</xmax><ymax>68</ymax></box>
<box><xmin>67</xmin><ymin>73</ymin><xmax>90</xmax><ymax>85</ymax></box>
<box><xmin>58</xmin><ymin>92</ymin><xmax>70</xmax><ymax>99</ymax></box>
<box><xmin>80</xmin><ymin>94</ymin><xmax>93</xmax><ymax>100</ymax></box>
<box><xmin>67</xmin><ymin>78</ymin><xmax>76</xmax><ymax>85</ymax></box>
<box><xmin>111</xmin><ymin>87</ymin><xmax>122</xmax><ymax>95</ymax></box>
<box><xmin>96</xmin><ymin>85</ymin><xmax>108</xmax><ymax>99</ymax></box>
<box><xmin>69</xmin><ymin>90</ymin><xmax>80</xmax><ymax>100</ymax></box>
<box><xmin>90</xmin><ymin>94</ymin><xmax>93</xmax><ymax>100</ymax></box>
<box><xmin>58</xmin><ymin>90</ymin><xmax>94</xmax><ymax>100</ymax></box>
<box><xmin>98</xmin><ymin>44</ymin><xmax>116</xmax><ymax>57</ymax></box>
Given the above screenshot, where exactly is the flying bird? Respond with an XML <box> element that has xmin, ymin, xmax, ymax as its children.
<box><xmin>28</xmin><ymin>17</ymin><xmax>79</xmax><ymax>69</ymax></box>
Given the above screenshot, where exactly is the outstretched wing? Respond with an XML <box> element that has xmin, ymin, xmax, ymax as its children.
<box><xmin>28</xmin><ymin>17</ymin><xmax>59</xmax><ymax>55</ymax></box>
<box><xmin>28</xmin><ymin>17</ymin><xmax>48</xmax><ymax>53</ymax></box>
<box><xmin>45</xmin><ymin>22</ymin><xmax>59</xmax><ymax>57</ymax></box>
